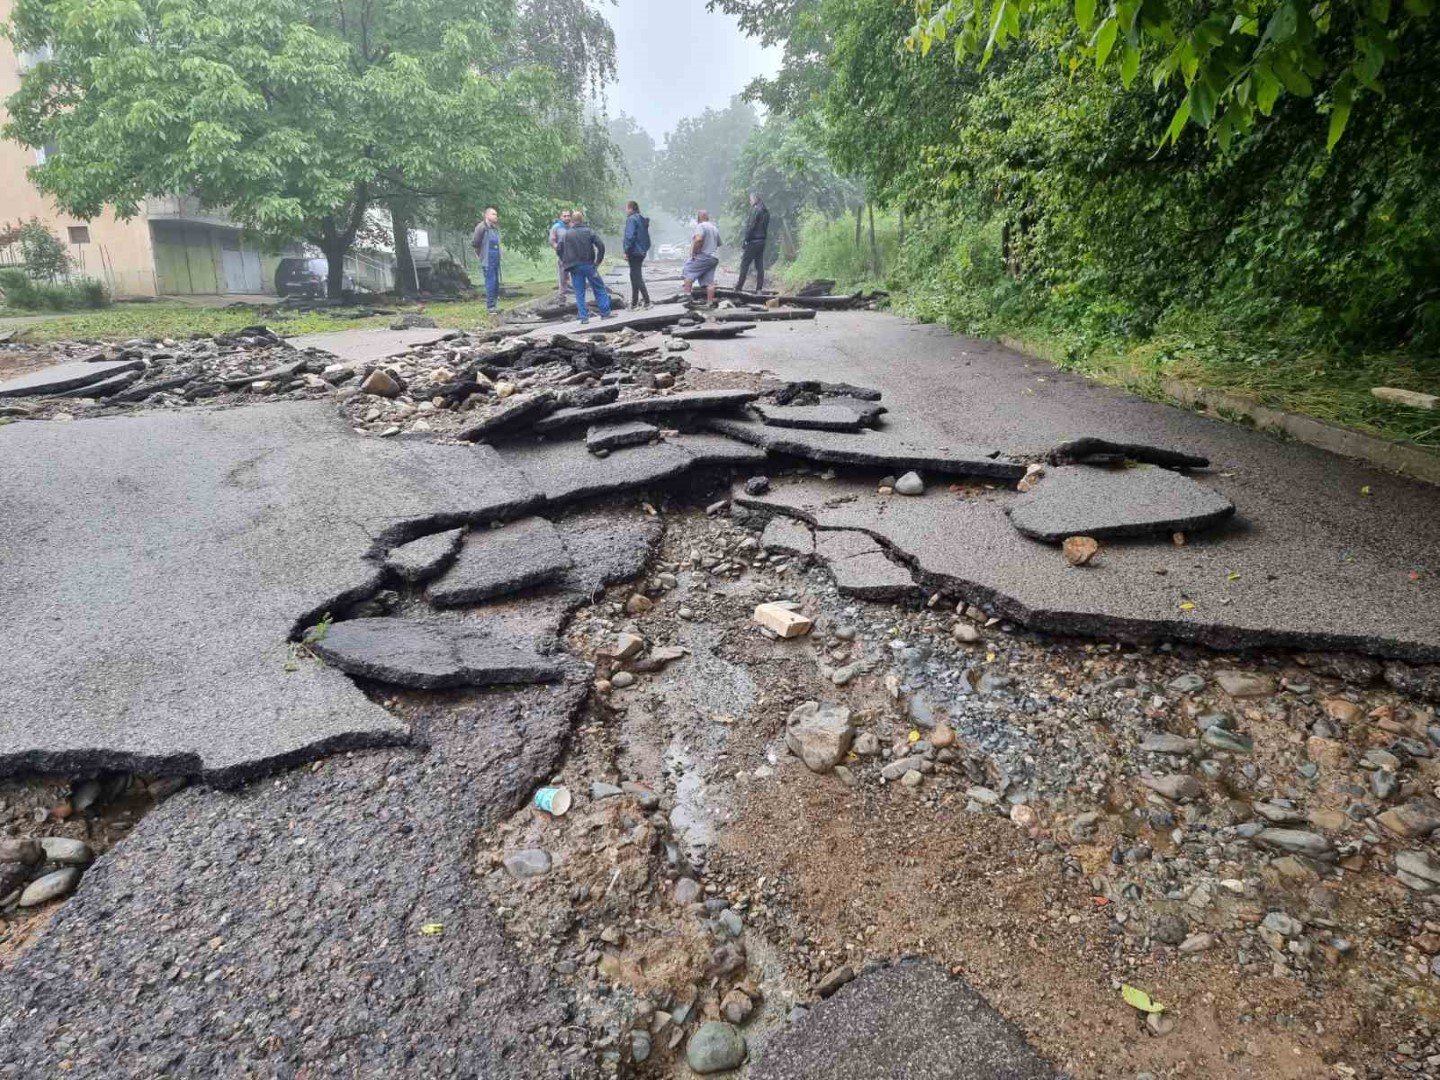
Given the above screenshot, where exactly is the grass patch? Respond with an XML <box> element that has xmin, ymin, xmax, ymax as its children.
<box><xmin>3</xmin><ymin>279</ymin><xmax>555</xmax><ymax>344</ymax></box>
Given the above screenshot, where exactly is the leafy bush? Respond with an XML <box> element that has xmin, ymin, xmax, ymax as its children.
<box><xmin>16</xmin><ymin>219</ymin><xmax>71</xmax><ymax>281</ymax></box>
<box><xmin>0</xmin><ymin>268</ymin><xmax>111</xmax><ymax>311</ymax></box>
<box><xmin>781</xmin><ymin>209</ymin><xmax>899</xmax><ymax>292</ymax></box>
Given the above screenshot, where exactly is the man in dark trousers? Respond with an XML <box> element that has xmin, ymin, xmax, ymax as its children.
<box><xmin>470</xmin><ymin>207</ymin><xmax>501</xmax><ymax>313</ymax></box>
<box><xmin>736</xmin><ymin>193</ymin><xmax>770</xmax><ymax>292</ymax></box>
<box><xmin>622</xmin><ymin>200</ymin><xmax>652</xmax><ymax>308</ymax></box>
<box><xmin>557</xmin><ymin>209</ymin><xmax>612</xmax><ymax>324</ymax></box>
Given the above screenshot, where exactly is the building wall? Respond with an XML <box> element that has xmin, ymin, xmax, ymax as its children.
<box><xmin>0</xmin><ymin>0</ymin><xmax>160</xmax><ymax>298</ymax></box>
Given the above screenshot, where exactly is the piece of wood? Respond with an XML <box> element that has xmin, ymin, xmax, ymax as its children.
<box><xmin>1372</xmin><ymin>387</ymin><xmax>1438</xmax><ymax>410</ymax></box>
<box><xmin>753</xmin><ymin>602</ymin><xmax>813</xmax><ymax>638</ymax></box>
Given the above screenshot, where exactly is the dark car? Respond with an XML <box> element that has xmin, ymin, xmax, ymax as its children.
<box><xmin>274</xmin><ymin>257</ymin><xmax>353</xmax><ymax>298</ymax></box>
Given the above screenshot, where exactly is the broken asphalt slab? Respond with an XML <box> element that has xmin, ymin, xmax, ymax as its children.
<box><xmin>532</xmin><ymin>388</ymin><xmax>758</xmax><ymax>433</ymax></box>
<box><xmin>752</xmin><ymin>402</ymin><xmax>865</xmax><ymax>432</ymax></box>
<box><xmin>384</xmin><ymin>527</ymin><xmax>465</xmax><ymax>583</ymax></box>
<box><xmin>0</xmin><ymin>357</ymin><xmax>145</xmax><ymax>397</ymax></box>
<box><xmin>1049</xmin><ymin>436</ymin><xmax>1209</xmax><ymax>469</ymax></box>
<box><xmin>687</xmin><ymin>311</ymin><xmax>1440</xmax><ymax>660</ymax></box>
<box><xmin>427</xmin><ymin>516</ymin><xmax>573</xmax><ymax>606</ymax></box>
<box><xmin>707</xmin><ymin>415</ymin><xmax>1026</xmax><ymax>482</ymax></box>
<box><xmin>0</xmin><ymin>401</ymin><xmax>543</xmax><ymax>783</ymax></box>
<box><xmin>0</xmin><ymin>678</ymin><xmax>590</xmax><ymax>1079</ymax></box>
<box><xmin>586</xmin><ymin>419</ymin><xmax>659</xmax><ymax>453</ymax></box>
<box><xmin>737</xmin><ymin>475</ymin><xmax>1440</xmax><ymax>660</ymax></box>
<box><xmin>308</xmin><ymin>615</ymin><xmax>563</xmax><ymax>689</ymax></box>
<box><xmin>536</xmin><ymin>302</ymin><xmax>691</xmax><ymax>336</ymax></box>
<box><xmin>497</xmin><ymin>432</ymin><xmax>766</xmax><ymax>505</ymax></box>
<box><xmin>712</xmin><ymin>306</ymin><xmax>816</xmax><ymax>322</ymax></box>
<box><xmin>1008</xmin><ymin>465</ymin><xmax>1236</xmax><ymax>542</ymax></box>
<box><xmin>672</xmin><ymin>321</ymin><xmax>755</xmax><ymax>339</ymax></box>
<box><xmin>751</xmin><ymin>958</ymin><xmax>1057</xmax><ymax>1080</ymax></box>
<box><xmin>285</xmin><ymin>326</ymin><xmax>449</xmax><ymax>364</ymax></box>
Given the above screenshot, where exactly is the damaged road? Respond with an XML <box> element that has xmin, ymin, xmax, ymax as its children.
<box><xmin>1</xmin><ymin>285</ymin><xmax>1439</xmax><ymax>1080</ymax></box>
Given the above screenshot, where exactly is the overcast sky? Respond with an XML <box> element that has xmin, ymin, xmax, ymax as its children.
<box><xmin>606</xmin><ymin>0</ymin><xmax>780</xmax><ymax>142</ymax></box>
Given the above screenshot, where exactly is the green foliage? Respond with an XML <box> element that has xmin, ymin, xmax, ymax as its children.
<box><xmin>652</xmin><ymin>96</ymin><xmax>759</xmax><ymax>230</ymax></box>
<box><xmin>782</xmin><ymin>209</ymin><xmax>899</xmax><ymax>290</ymax></box>
<box><xmin>909</xmin><ymin>0</ymin><xmax>1435</xmax><ymax>148</ymax></box>
<box><xmin>3</xmin><ymin>0</ymin><xmax>592</xmax><ymax>294</ymax></box>
<box><xmin>16</xmin><ymin>219</ymin><xmax>71</xmax><ymax>281</ymax></box>
<box><xmin>0</xmin><ymin>267</ymin><xmax>111</xmax><ymax>311</ymax></box>
<box><xmin>728</xmin><ymin>117</ymin><xmax>862</xmax><ymax>256</ymax></box>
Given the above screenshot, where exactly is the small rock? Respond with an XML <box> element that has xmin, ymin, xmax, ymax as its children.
<box><xmin>1146</xmin><ymin>1011</ymin><xmax>1175</xmax><ymax>1037</ymax></box>
<box><xmin>1395</xmin><ymin>850</ymin><xmax>1440</xmax><ymax>892</ymax></box>
<box><xmin>502</xmin><ymin>849</ymin><xmax>552</xmax><ymax>879</ymax></box>
<box><xmin>816</xmin><ymin>965</ymin><xmax>855</xmax><ymax>998</ymax></box>
<box><xmin>1253</xmin><ymin>829</ymin><xmax>1333</xmax><ymax>857</ymax></box>
<box><xmin>610</xmin><ymin>671</ymin><xmax>636</xmax><ymax>689</ymax></box>
<box><xmin>901</xmin><ymin>769</ymin><xmax>924</xmax><ymax>788</ymax></box>
<box><xmin>1201</xmin><ymin>727</ymin><xmax>1254</xmax><ymax>754</ymax></box>
<box><xmin>1062</xmin><ymin>535</ymin><xmax>1100</xmax><ymax>567</ymax></box>
<box><xmin>18</xmin><ymin>867</ymin><xmax>82</xmax><ymax>907</ymax></box>
<box><xmin>360</xmin><ymin>369</ymin><xmax>401</xmax><ymax>398</ymax></box>
<box><xmin>743</xmin><ymin>476</ymin><xmax>771</xmax><ymax>496</ymax></box>
<box><xmin>785</xmin><ymin>701</ymin><xmax>855</xmax><ymax>773</ymax></box>
<box><xmin>674</xmin><ymin>878</ymin><xmax>702</xmax><ymax>905</ymax></box>
<box><xmin>1377</xmin><ymin>800</ymin><xmax>1440</xmax><ymax>839</ymax></box>
<box><xmin>1141</xmin><ymin>733</ymin><xmax>1197</xmax><ymax>755</ymax></box>
<box><xmin>931</xmin><ymin>724</ymin><xmax>955</xmax><ymax>748</ymax></box>
<box><xmin>721</xmin><ymin>989</ymin><xmax>754</xmax><ymax>1025</ymax></box>
<box><xmin>1167</xmin><ymin>673</ymin><xmax>1205</xmax><ymax>693</ymax></box>
<box><xmin>1142</xmin><ymin>774</ymin><xmax>1204</xmax><ymax>802</ymax></box>
<box><xmin>1179</xmin><ymin>932</ymin><xmax>1216</xmax><ymax>954</ymax></box>
<box><xmin>1150</xmin><ymin>913</ymin><xmax>1189</xmax><ymax>945</ymax></box>
<box><xmin>952</xmin><ymin>622</ymin><xmax>981</xmax><ymax>644</ymax></box>
<box><xmin>1216</xmin><ymin>670</ymin><xmax>1275</xmax><ymax>698</ymax></box>
<box><xmin>631</xmin><ymin>1030</ymin><xmax>652</xmax><ymax>1064</ymax></box>
<box><xmin>1010</xmin><ymin>803</ymin><xmax>1037</xmax><ymax>827</ymax></box>
<box><xmin>894</xmin><ymin>472</ymin><xmax>925</xmax><ymax>496</ymax></box>
<box><xmin>853</xmin><ymin>732</ymin><xmax>880</xmax><ymax>757</ymax></box>
<box><xmin>624</xmin><ymin>593</ymin><xmax>653</xmax><ymax>616</ymax></box>
<box><xmin>686</xmin><ymin>1021</ymin><xmax>746</xmax><ymax>1074</ymax></box>
<box><xmin>38</xmin><ymin>837</ymin><xmax>93</xmax><ymax>866</ymax></box>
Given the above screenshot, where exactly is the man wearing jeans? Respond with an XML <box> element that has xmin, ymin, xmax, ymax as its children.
<box><xmin>736</xmin><ymin>193</ymin><xmax>770</xmax><ymax>292</ymax></box>
<box><xmin>470</xmin><ymin>207</ymin><xmax>502</xmax><ymax>313</ymax></box>
<box><xmin>557</xmin><ymin>209</ymin><xmax>611</xmax><ymax>324</ymax></box>
<box><xmin>682</xmin><ymin>210</ymin><xmax>721</xmax><ymax>307</ymax></box>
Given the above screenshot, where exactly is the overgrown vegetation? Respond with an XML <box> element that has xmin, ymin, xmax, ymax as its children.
<box><xmin>0</xmin><ymin>220</ymin><xmax>110</xmax><ymax>312</ymax></box>
<box><xmin>711</xmin><ymin>0</ymin><xmax>1440</xmax><ymax>449</ymax></box>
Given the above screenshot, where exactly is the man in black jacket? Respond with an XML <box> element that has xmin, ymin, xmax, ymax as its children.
<box><xmin>736</xmin><ymin>193</ymin><xmax>770</xmax><ymax>292</ymax></box>
<box><xmin>556</xmin><ymin>209</ymin><xmax>612</xmax><ymax>324</ymax></box>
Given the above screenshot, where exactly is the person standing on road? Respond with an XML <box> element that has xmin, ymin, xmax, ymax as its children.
<box><xmin>470</xmin><ymin>207</ymin><xmax>502</xmax><ymax>314</ymax></box>
<box><xmin>622</xmin><ymin>200</ymin><xmax>652</xmax><ymax>308</ymax></box>
<box><xmin>548</xmin><ymin>209</ymin><xmax>572</xmax><ymax>295</ymax></box>
<box><xmin>736</xmin><ymin>193</ymin><xmax>770</xmax><ymax>292</ymax></box>
<box><xmin>682</xmin><ymin>210</ymin><xmax>722</xmax><ymax>307</ymax></box>
<box><xmin>557</xmin><ymin>209</ymin><xmax>612</xmax><ymax>324</ymax></box>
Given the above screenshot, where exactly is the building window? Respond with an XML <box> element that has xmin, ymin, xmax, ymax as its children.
<box><xmin>17</xmin><ymin>44</ymin><xmax>53</xmax><ymax>71</ymax></box>
<box><xmin>67</xmin><ymin>226</ymin><xmax>91</xmax><ymax>245</ymax></box>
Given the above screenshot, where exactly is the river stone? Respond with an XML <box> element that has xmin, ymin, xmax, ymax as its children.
<box><xmin>1377</xmin><ymin>799</ymin><xmax>1440</xmax><ymax>839</ymax></box>
<box><xmin>1141</xmin><ymin>733</ymin><xmax>1197</xmax><ymax>755</ymax></box>
<box><xmin>384</xmin><ymin>528</ymin><xmax>465</xmax><ymax>584</ymax></box>
<box><xmin>894</xmin><ymin>471</ymin><xmax>925</xmax><ymax>496</ymax></box>
<box><xmin>502</xmin><ymin>849</ymin><xmax>552</xmax><ymax>879</ymax></box>
<box><xmin>686</xmin><ymin>1021</ymin><xmax>745</xmax><ymax>1074</ymax></box>
<box><xmin>1167</xmin><ymin>673</ymin><xmax>1205</xmax><ymax>693</ymax></box>
<box><xmin>1007</xmin><ymin>465</ymin><xmax>1234</xmax><ymax>542</ymax></box>
<box><xmin>785</xmin><ymin>701</ymin><xmax>854</xmax><ymax>773</ymax></box>
<box><xmin>1216</xmin><ymin>670</ymin><xmax>1276</xmax><ymax>698</ymax></box>
<box><xmin>1254</xmin><ymin>829</ymin><xmax>1333</xmax><ymax>857</ymax></box>
<box><xmin>427</xmin><ymin>517</ymin><xmax>572</xmax><ymax>606</ymax></box>
<box><xmin>1201</xmin><ymin>727</ymin><xmax>1254</xmax><ymax>754</ymax></box>
<box><xmin>19</xmin><ymin>867</ymin><xmax>82</xmax><ymax>907</ymax></box>
<box><xmin>1396</xmin><ymin>850</ymin><xmax>1440</xmax><ymax>892</ymax></box>
<box><xmin>1141</xmin><ymin>774</ymin><xmax>1204</xmax><ymax>802</ymax></box>
<box><xmin>38</xmin><ymin>837</ymin><xmax>93</xmax><ymax>866</ymax></box>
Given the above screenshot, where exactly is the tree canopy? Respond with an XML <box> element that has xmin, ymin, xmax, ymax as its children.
<box><xmin>4</xmin><ymin>0</ymin><xmax>597</xmax><ymax>294</ymax></box>
<box><xmin>651</xmin><ymin>96</ymin><xmax>759</xmax><ymax>227</ymax></box>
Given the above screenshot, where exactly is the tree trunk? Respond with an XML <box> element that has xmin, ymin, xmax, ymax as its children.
<box><xmin>868</xmin><ymin>204</ymin><xmax>880</xmax><ymax>277</ymax></box>
<box><xmin>898</xmin><ymin>209</ymin><xmax>906</xmax><ymax>250</ymax></box>
<box><xmin>854</xmin><ymin>204</ymin><xmax>863</xmax><ymax>250</ymax></box>
<box><xmin>321</xmin><ymin>242</ymin><xmax>348</xmax><ymax>299</ymax></box>
<box><xmin>391</xmin><ymin>202</ymin><xmax>416</xmax><ymax>297</ymax></box>
<box><xmin>779</xmin><ymin>217</ymin><xmax>797</xmax><ymax>261</ymax></box>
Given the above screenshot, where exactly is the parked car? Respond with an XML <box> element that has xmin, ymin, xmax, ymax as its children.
<box><xmin>274</xmin><ymin>257</ymin><xmax>353</xmax><ymax>298</ymax></box>
<box><xmin>654</xmin><ymin>243</ymin><xmax>682</xmax><ymax>261</ymax></box>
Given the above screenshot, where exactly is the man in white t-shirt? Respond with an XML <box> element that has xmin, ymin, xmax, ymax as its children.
<box><xmin>681</xmin><ymin>209</ymin><xmax>722</xmax><ymax>307</ymax></box>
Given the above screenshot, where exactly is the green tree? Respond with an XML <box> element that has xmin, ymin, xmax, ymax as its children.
<box><xmin>652</xmin><ymin>97</ymin><xmax>759</xmax><ymax>230</ymax></box>
<box><xmin>17</xmin><ymin>219</ymin><xmax>71</xmax><ymax>281</ymax></box>
<box><xmin>910</xmin><ymin>0</ymin><xmax>1435</xmax><ymax>149</ymax></box>
<box><xmin>607</xmin><ymin>112</ymin><xmax>659</xmax><ymax>204</ymax></box>
<box><xmin>4</xmin><ymin>0</ymin><xmax>579</xmax><ymax>297</ymax></box>
<box><xmin>729</xmin><ymin>116</ymin><xmax>860</xmax><ymax>258</ymax></box>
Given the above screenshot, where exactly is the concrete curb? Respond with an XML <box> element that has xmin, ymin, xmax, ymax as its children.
<box><xmin>997</xmin><ymin>336</ymin><xmax>1440</xmax><ymax>488</ymax></box>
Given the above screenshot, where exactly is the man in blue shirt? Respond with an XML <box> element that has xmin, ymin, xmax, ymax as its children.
<box><xmin>622</xmin><ymin>200</ymin><xmax>652</xmax><ymax>308</ymax></box>
<box><xmin>470</xmin><ymin>207</ymin><xmax>502</xmax><ymax>313</ymax></box>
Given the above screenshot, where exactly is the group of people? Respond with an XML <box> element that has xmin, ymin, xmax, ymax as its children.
<box><xmin>470</xmin><ymin>193</ymin><xmax>771</xmax><ymax>325</ymax></box>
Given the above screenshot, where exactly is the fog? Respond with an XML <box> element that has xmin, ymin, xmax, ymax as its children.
<box><xmin>606</xmin><ymin>0</ymin><xmax>779</xmax><ymax>141</ymax></box>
